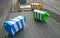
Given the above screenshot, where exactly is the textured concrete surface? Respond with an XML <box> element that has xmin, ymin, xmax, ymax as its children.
<box><xmin>40</xmin><ymin>0</ymin><xmax>60</xmax><ymax>15</ymax></box>
<box><xmin>5</xmin><ymin>11</ymin><xmax>60</xmax><ymax>38</ymax></box>
<box><xmin>0</xmin><ymin>0</ymin><xmax>9</xmax><ymax>18</ymax></box>
<box><xmin>0</xmin><ymin>0</ymin><xmax>12</xmax><ymax>38</ymax></box>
